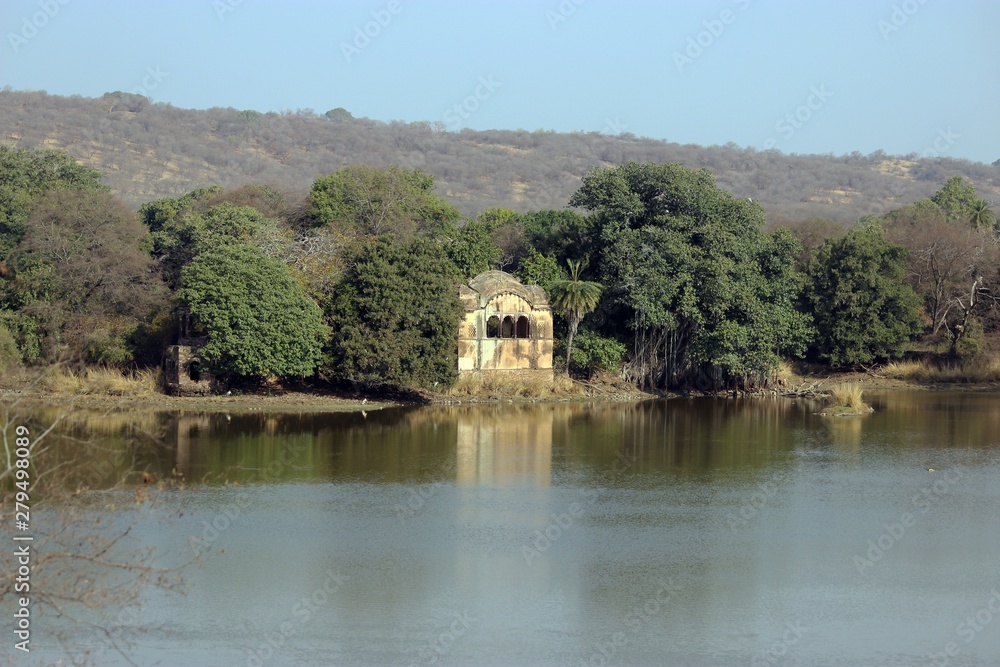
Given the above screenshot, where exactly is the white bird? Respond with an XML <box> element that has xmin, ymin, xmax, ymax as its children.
<box><xmin>361</xmin><ymin>398</ymin><xmax>367</xmax><ymax>405</ymax></box>
<box><xmin>361</xmin><ymin>410</ymin><xmax>368</xmax><ymax>419</ymax></box>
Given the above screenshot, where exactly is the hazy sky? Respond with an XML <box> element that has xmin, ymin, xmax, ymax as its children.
<box><xmin>2</xmin><ymin>0</ymin><xmax>998</xmax><ymax>163</ymax></box>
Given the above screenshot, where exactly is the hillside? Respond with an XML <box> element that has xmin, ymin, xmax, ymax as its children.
<box><xmin>2</xmin><ymin>89</ymin><xmax>998</xmax><ymax>223</ymax></box>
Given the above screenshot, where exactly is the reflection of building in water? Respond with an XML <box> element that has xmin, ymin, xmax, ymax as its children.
<box><xmin>171</xmin><ymin>414</ymin><xmax>213</xmax><ymax>478</ymax></box>
<box><xmin>454</xmin><ymin>408</ymin><xmax>553</xmax><ymax>487</ymax></box>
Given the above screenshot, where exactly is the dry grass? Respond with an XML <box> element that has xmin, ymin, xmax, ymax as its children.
<box><xmin>883</xmin><ymin>356</ymin><xmax>1000</xmax><ymax>383</ymax></box>
<box><xmin>826</xmin><ymin>383</ymin><xmax>871</xmax><ymax>413</ymax></box>
<box><xmin>41</xmin><ymin>367</ymin><xmax>163</xmax><ymax>397</ymax></box>
<box><xmin>449</xmin><ymin>371</ymin><xmax>582</xmax><ymax>398</ymax></box>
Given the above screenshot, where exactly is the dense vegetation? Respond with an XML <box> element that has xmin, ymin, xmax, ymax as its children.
<box><xmin>2</xmin><ymin>89</ymin><xmax>998</xmax><ymax>225</ymax></box>
<box><xmin>0</xmin><ymin>136</ymin><xmax>997</xmax><ymax>392</ymax></box>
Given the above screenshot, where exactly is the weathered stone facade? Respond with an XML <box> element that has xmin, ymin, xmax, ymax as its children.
<box><xmin>458</xmin><ymin>271</ymin><xmax>553</xmax><ymax>377</ymax></box>
<box><xmin>162</xmin><ymin>305</ymin><xmax>222</xmax><ymax>396</ymax></box>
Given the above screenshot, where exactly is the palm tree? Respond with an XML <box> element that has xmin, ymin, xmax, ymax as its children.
<box><xmin>968</xmin><ymin>198</ymin><xmax>997</xmax><ymax>232</ymax></box>
<box><xmin>549</xmin><ymin>260</ymin><xmax>603</xmax><ymax>375</ymax></box>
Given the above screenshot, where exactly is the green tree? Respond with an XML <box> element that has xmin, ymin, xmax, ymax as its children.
<box><xmin>325</xmin><ymin>237</ymin><xmax>462</xmax><ymax>387</ymax></box>
<box><xmin>150</xmin><ymin>202</ymin><xmax>286</xmax><ymax>288</ymax></box>
<box><xmin>0</xmin><ymin>146</ymin><xmax>106</xmax><ymax>255</ymax></box>
<box><xmin>570</xmin><ymin>162</ymin><xmax>812</xmax><ymax>389</ymax></box>
<box><xmin>440</xmin><ymin>219</ymin><xmax>504</xmax><ymax>279</ymax></box>
<box><xmin>521</xmin><ymin>209</ymin><xmax>595</xmax><ymax>268</ymax></box>
<box><xmin>549</xmin><ymin>260</ymin><xmax>603</xmax><ymax>375</ymax></box>
<box><xmin>7</xmin><ymin>189</ymin><xmax>166</xmax><ymax>364</ymax></box>
<box><xmin>309</xmin><ymin>165</ymin><xmax>461</xmax><ymax>237</ymax></box>
<box><xmin>804</xmin><ymin>223</ymin><xmax>922</xmax><ymax>365</ymax></box>
<box><xmin>516</xmin><ymin>249</ymin><xmax>566</xmax><ymax>294</ymax></box>
<box><xmin>180</xmin><ymin>244</ymin><xmax>327</xmax><ymax>378</ymax></box>
<box><xmin>931</xmin><ymin>176</ymin><xmax>981</xmax><ymax>221</ymax></box>
<box><xmin>968</xmin><ymin>198</ymin><xmax>997</xmax><ymax>232</ymax></box>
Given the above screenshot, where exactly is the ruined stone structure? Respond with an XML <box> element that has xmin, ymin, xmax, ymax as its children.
<box><xmin>162</xmin><ymin>305</ymin><xmax>221</xmax><ymax>396</ymax></box>
<box><xmin>458</xmin><ymin>271</ymin><xmax>553</xmax><ymax>378</ymax></box>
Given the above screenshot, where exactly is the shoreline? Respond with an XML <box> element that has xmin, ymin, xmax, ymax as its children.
<box><xmin>3</xmin><ymin>371</ymin><xmax>998</xmax><ymax>415</ymax></box>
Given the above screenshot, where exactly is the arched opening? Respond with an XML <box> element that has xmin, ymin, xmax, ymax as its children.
<box><xmin>501</xmin><ymin>315</ymin><xmax>515</xmax><ymax>339</ymax></box>
<box><xmin>188</xmin><ymin>360</ymin><xmax>201</xmax><ymax>383</ymax></box>
<box><xmin>486</xmin><ymin>315</ymin><xmax>500</xmax><ymax>338</ymax></box>
<box><xmin>516</xmin><ymin>315</ymin><xmax>530</xmax><ymax>339</ymax></box>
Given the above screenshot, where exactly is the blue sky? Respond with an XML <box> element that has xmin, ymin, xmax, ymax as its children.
<box><xmin>2</xmin><ymin>0</ymin><xmax>998</xmax><ymax>163</ymax></box>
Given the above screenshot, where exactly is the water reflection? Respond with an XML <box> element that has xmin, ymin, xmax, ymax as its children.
<box><xmin>20</xmin><ymin>392</ymin><xmax>1000</xmax><ymax>666</ymax></box>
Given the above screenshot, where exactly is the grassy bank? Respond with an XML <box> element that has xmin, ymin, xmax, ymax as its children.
<box><xmin>882</xmin><ymin>355</ymin><xmax>1000</xmax><ymax>383</ymax></box>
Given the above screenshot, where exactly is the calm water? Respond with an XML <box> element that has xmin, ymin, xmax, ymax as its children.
<box><xmin>9</xmin><ymin>392</ymin><xmax>1000</xmax><ymax>666</ymax></box>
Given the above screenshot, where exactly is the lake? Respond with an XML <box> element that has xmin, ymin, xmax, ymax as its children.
<box><xmin>9</xmin><ymin>391</ymin><xmax>1000</xmax><ymax>666</ymax></box>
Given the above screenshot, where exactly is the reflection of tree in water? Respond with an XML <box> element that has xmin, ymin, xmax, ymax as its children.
<box><xmin>0</xmin><ymin>387</ymin><xmax>190</xmax><ymax>666</ymax></box>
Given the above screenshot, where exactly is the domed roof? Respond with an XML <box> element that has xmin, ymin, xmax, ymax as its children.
<box><xmin>459</xmin><ymin>270</ymin><xmax>550</xmax><ymax>311</ymax></box>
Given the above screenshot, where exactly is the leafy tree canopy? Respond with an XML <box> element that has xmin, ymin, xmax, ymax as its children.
<box><xmin>151</xmin><ymin>201</ymin><xmax>286</xmax><ymax>288</ymax></box>
<box><xmin>309</xmin><ymin>165</ymin><xmax>461</xmax><ymax>237</ymax></box>
<box><xmin>570</xmin><ymin>162</ymin><xmax>812</xmax><ymax>388</ymax></box>
<box><xmin>324</xmin><ymin>236</ymin><xmax>462</xmax><ymax>388</ymax></box>
<box><xmin>804</xmin><ymin>223</ymin><xmax>922</xmax><ymax>366</ymax></box>
<box><xmin>0</xmin><ymin>146</ymin><xmax>106</xmax><ymax>254</ymax></box>
<box><xmin>6</xmin><ymin>189</ymin><xmax>166</xmax><ymax>364</ymax></box>
<box><xmin>931</xmin><ymin>176</ymin><xmax>984</xmax><ymax>222</ymax></box>
<box><xmin>180</xmin><ymin>243</ymin><xmax>327</xmax><ymax>378</ymax></box>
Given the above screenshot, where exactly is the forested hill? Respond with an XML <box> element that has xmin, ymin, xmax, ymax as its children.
<box><xmin>2</xmin><ymin>89</ymin><xmax>998</xmax><ymax>223</ymax></box>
